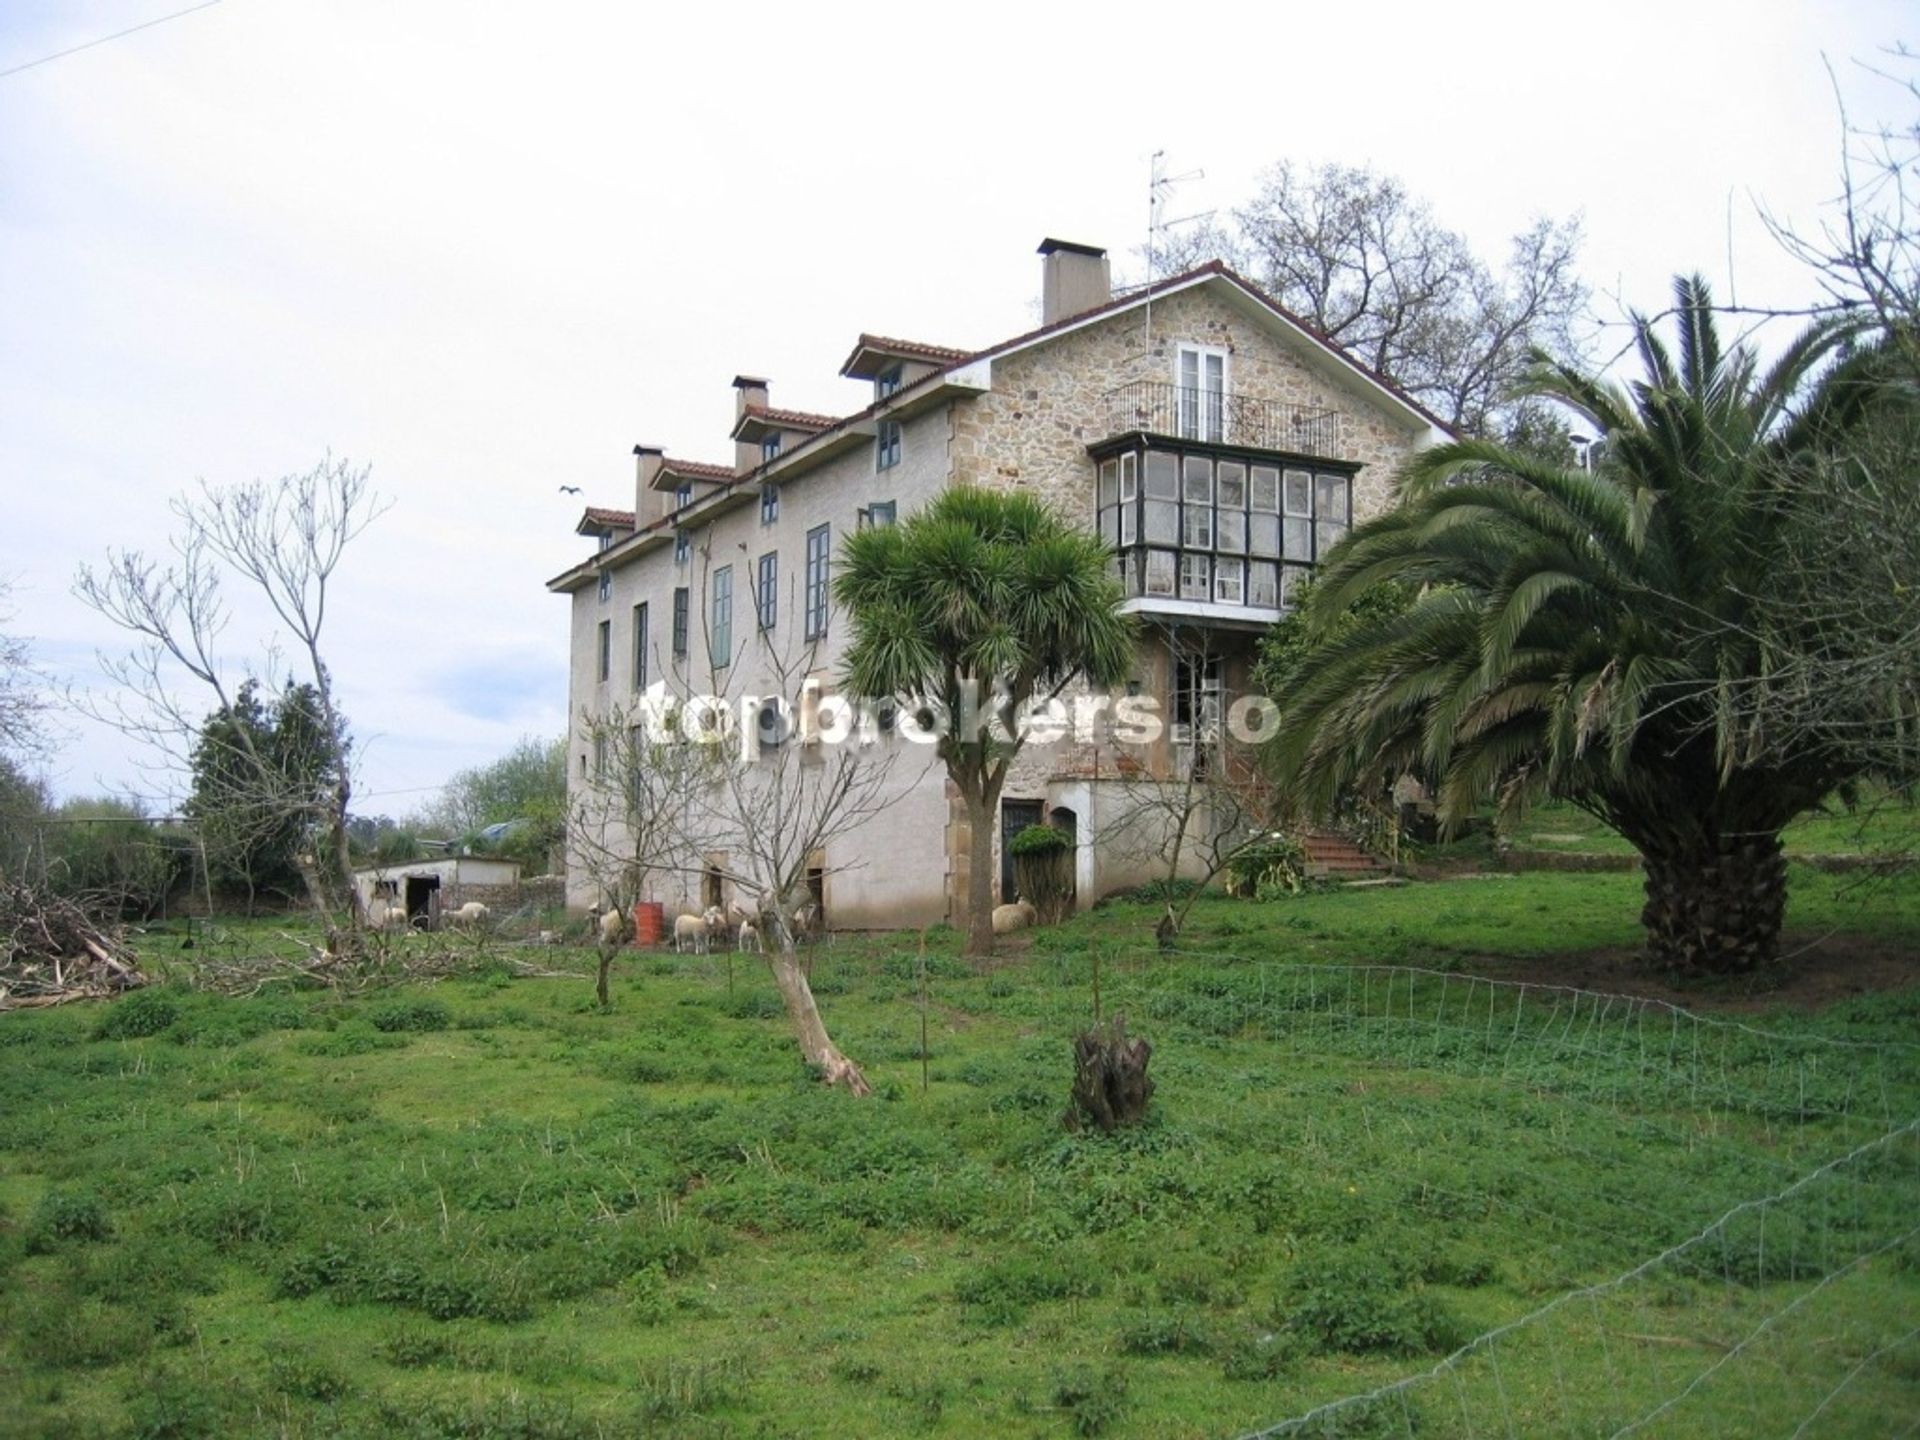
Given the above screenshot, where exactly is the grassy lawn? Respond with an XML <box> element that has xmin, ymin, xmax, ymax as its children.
<box><xmin>2</xmin><ymin>871</ymin><xmax>1918</xmax><ymax>1438</ymax></box>
<box><xmin>1444</xmin><ymin>791</ymin><xmax>1920</xmax><ymax>862</ymax></box>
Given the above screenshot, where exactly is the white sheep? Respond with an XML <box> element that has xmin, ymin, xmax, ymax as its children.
<box><xmin>991</xmin><ymin>899</ymin><xmax>1037</xmax><ymax>935</ymax></box>
<box><xmin>702</xmin><ymin>905</ymin><xmax>729</xmax><ymax>947</ymax></box>
<box><xmin>450</xmin><ymin>901</ymin><xmax>489</xmax><ymax>928</ymax></box>
<box><xmin>673</xmin><ymin>912</ymin><xmax>710</xmax><ymax>954</ymax></box>
<box><xmin>737</xmin><ymin>918</ymin><xmax>762</xmax><ymax>953</ymax></box>
<box><xmin>595</xmin><ymin>904</ymin><xmax>629</xmax><ymax>948</ymax></box>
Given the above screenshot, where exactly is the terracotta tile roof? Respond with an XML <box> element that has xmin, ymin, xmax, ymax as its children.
<box><xmin>658</xmin><ymin>458</ymin><xmax>735</xmax><ymax>481</ymax></box>
<box><xmin>853</xmin><ymin>333</ymin><xmax>970</xmax><ymax>363</ymax></box>
<box><xmin>580</xmin><ymin>506</ymin><xmax>635</xmax><ymax>529</ymax></box>
<box><xmin>743</xmin><ymin>403</ymin><xmax>838</xmax><ymax>431</ymax></box>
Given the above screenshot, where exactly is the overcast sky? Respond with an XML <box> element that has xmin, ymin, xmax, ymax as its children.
<box><xmin>1</xmin><ymin>0</ymin><xmax>1911</xmax><ymax>817</ymax></box>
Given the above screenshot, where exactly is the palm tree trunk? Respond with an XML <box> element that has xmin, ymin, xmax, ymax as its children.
<box><xmin>1638</xmin><ymin>830</ymin><xmax>1788</xmax><ymax>973</ymax></box>
<box><xmin>963</xmin><ymin>788</ymin><xmax>998</xmax><ymax>958</ymax></box>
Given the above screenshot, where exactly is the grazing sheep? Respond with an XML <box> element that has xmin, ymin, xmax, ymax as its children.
<box><xmin>737</xmin><ymin>919</ymin><xmax>762</xmax><ymax>954</ymax></box>
<box><xmin>673</xmin><ymin>912</ymin><xmax>710</xmax><ymax>954</ymax></box>
<box><xmin>596</xmin><ymin>905</ymin><xmax>629</xmax><ymax>947</ymax></box>
<box><xmin>991</xmin><ymin>899</ymin><xmax>1037</xmax><ymax>935</ymax></box>
<box><xmin>450</xmin><ymin>901</ymin><xmax>489</xmax><ymax>928</ymax></box>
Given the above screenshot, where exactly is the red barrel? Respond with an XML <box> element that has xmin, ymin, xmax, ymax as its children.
<box><xmin>633</xmin><ymin>901</ymin><xmax>665</xmax><ymax>947</ymax></box>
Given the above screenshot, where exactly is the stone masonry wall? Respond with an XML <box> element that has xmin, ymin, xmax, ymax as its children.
<box><xmin>948</xmin><ymin>280</ymin><xmax>1437</xmax><ymax>813</ymax></box>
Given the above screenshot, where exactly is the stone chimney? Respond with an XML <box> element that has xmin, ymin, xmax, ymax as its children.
<box><xmin>1039</xmin><ymin>238</ymin><xmax>1111</xmax><ymax>326</ymax></box>
<box><xmin>634</xmin><ymin>444</ymin><xmax>665</xmax><ymax>522</ymax></box>
<box><xmin>733</xmin><ymin>375</ymin><xmax>770</xmax><ymax>474</ymax></box>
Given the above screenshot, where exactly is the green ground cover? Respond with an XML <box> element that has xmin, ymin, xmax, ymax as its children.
<box><xmin>3</xmin><ymin>869</ymin><xmax>1918</xmax><ymax>1438</ymax></box>
<box><xmin>1439</xmin><ymin>793</ymin><xmax>1919</xmax><ymax>862</ymax></box>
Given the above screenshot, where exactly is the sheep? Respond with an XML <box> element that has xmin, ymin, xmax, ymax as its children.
<box><xmin>737</xmin><ymin>918</ymin><xmax>762</xmax><ymax>953</ymax></box>
<box><xmin>595</xmin><ymin>905</ymin><xmax>629</xmax><ymax>948</ymax></box>
<box><xmin>673</xmin><ymin>912</ymin><xmax>710</xmax><ymax>954</ymax></box>
<box><xmin>450</xmin><ymin>901</ymin><xmax>489</xmax><ymax>928</ymax></box>
<box><xmin>991</xmin><ymin>899</ymin><xmax>1037</xmax><ymax>935</ymax></box>
<box><xmin>702</xmin><ymin>905</ymin><xmax>729</xmax><ymax>947</ymax></box>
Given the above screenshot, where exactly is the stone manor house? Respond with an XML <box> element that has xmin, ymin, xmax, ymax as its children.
<box><xmin>550</xmin><ymin>239</ymin><xmax>1450</xmax><ymax>927</ymax></box>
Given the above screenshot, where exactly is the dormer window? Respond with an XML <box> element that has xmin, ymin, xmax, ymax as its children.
<box><xmin>597</xmin><ymin>530</ymin><xmax>615</xmax><ymax>552</ymax></box>
<box><xmin>876</xmin><ymin>364</ymin><xmax>903</xmax><ymax>400</ymax></box>
<box><xmin>674</xmin><ymin>483</ymin><xmax>693</xmax><ymax>510</ymax></box>
<box><xmin>762</xmin><ymin>434</ymin><xmax>782</xmax><ymax>463</ymax></box>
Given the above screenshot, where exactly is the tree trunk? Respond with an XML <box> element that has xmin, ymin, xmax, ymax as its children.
<box><xmin>766</xmin><ymin>924</ymin><xmax>870</xmax><ymax>1095</ymax></box>
<box><xmin>1639</xmin><ymin>830</ymin><xmax>1788</xmax><ymax>974</ymax></box>
<box><xmin>963</xmin><ymin>787</ymin><xmax>997</xmax><ymax>959</ymax></box>
<box><xmin>1067</xmin><ymin>1015</ymin><xmax>1154</xmax><ymax>1132</ymax></box>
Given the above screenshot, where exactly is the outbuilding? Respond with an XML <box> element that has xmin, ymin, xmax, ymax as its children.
<box><xmin>351</xmin><ymin>856</ymin><xmax>523</xmax><ymax>928</ymax></box>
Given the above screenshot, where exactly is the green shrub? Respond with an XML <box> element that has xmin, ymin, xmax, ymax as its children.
<box><xmin>26</xmin><ymin>1189</ymin><xmax>112</xmax><ymax>1250</ymax></box>
<box><xmin>93</xmin><ymin>989</ymin><xmax>180</xmax><ymax>1040</ymax></box>
<box><xmin>1225</xmin><ymin>833</ymin><xmax>1310</xmax><ymax>897</ymax></box>
<box><xmin>125</xmin><ymin>1369</ymin><xmax>226</xmax><ymax>1440</ymax></box>
<box><xmin>1219</xmin><ymin>1327</ymin><xmax>1305</xmax><ymax>1381</ymax></box>
<box><xmin>1050</xmin><ymin>1366</ymin><xmax>1127</xmax><ymax>1437</ymax></box>
<box><xmin>369</xmin><ymin>996</ymin><xmax>451</xmax><ymax>1033</ymax></box>
<box><xmin>268</xmin><ymin>1352</ymin><xmax>352</xmax><ymax>1403</ymax></box>
<box><xmin>1277</xmin><ymin>1248</ymin><xmax>1458</xmax><ymax>1355</ymax></box>
<box><xmin>1118</xmin><ymin>1309</ymin><xmax>1213</xmax><ymax>1355</ymax></box>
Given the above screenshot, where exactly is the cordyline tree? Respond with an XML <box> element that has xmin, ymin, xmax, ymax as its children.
<box><xmin>1268</xmin><ymin>277</ymin><xmax>1884</xmax><ymax>974</ymax></box>
<box><xmin>836</xmin><ymin>488</ymin><xmax>1135</xmax><ymax>957</ymax></box>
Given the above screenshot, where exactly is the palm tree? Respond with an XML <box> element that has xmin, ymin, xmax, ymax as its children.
<box><xmin>1271</xmin><ymin>276</ymin><xmax>1876</xmax><ymax>974</ymax></box>
<box><xmin>836</xmin><ymin>488</ymin><xmax>1136</xmax><ymax>956</ymax></box>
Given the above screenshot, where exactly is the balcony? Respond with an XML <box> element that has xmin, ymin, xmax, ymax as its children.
<box><xmin>1093</xmin><ymin>442</ymin><xmax>1356</xmax><ymax>624</ymax></box>
<box><xmin>1104</xmin><ymin>381</ymin><xmax>1342</xmax><ymax>459</ymax></box>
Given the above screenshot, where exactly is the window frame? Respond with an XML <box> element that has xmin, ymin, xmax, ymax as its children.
<box><xmin>674</xmin><ymin>529</ymin><xmax>690</xmax><ymax>567</ymax></box>
<box><xmin>1174</xmin><ymin>343</ymin><xmax>1230</xmax><ymax>443</ymax></box>
<box><xmin>631</xmin><ymin>601</ymin><xmax>649</xmax><ymax>691</ymax></box>
<box><xmin>757</xmin><ymin>550</ymin><xmax>778</xmax><ymax>632</ymax></box>
<box><xmin>595</xmin><ymin>619</ymin><xmax>611</xmax><ymax>682</ymax></box>
<box><xmin>1097</xmin><ymin>440</ymin><xmax>1353</xmax><ymax>612</ymax></box>
<box><xmin>710</xmin><ymin>564</ymin><xmax>733</xmax><ymax>669</ymax></box>
<box><xmin>804</xmin><ymin>523</ymin><xmax>831</xmax><ymax>640</ymax></box>
<box><xmin>671</xmin><ymin>586</ymin><xmax>689</xmax><ymax>659</ymax></box>
<box><xmin>875</xmin><ymin>418</ymin><xmax>902</xmax><ymax>471</ymax></box>
<box><xmin>760</xmin><ymin>482</ymin><xmax>779</xmax><ymax>525</ymax></box>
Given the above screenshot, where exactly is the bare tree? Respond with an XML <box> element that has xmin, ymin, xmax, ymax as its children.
<box><xmin>1155</xmin><ymin>161</ymin><xmax>1587</xmax><ymax>436</ymax></box>
<box><xmin>1106</xmin><ymin>627</ymin><xmax>1273</xmax><ymax>938</ymax></box>
<box><xmin>1703</xmin><ymin>51</ymin><xmax>1920</xmax><ymax>809</ymax></box>
<box><xmin>0</xmin><ymin>580</ymin><xmax>50</xmax><ymax>762</ymax></box>
<box><xmin>568</xmin><ymin>531</ymin><xmax>924</xmax><ymax>1092</ymax></box>
<box><xmin>74</xmin><ymin>457</ymin><xmax>386</xmax><ymax>928</ymax></box>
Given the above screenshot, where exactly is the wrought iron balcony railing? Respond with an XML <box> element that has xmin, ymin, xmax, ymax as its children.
<box><xmin>1104</xmin><ymin>381</ymin><xmax>1342</xmax><ymax>459</ymax></box>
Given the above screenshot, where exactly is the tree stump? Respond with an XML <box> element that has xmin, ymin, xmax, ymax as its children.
<box><xmin>1067</xmin><ymin>1015</ymin><xmax>1154</xmax><ymax>1132</ymax></box>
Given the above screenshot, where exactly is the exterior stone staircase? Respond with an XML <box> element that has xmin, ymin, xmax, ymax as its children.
<box><xmin>1300</xmin><ymin>829</ymin><xmax>1390</xmax><ymax>880</ymax></box>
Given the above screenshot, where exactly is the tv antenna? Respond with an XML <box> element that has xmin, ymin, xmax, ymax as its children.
<box><xmin>1145</xmin><ymin>150</ymin><xmax>1213</xmax><ymax>355</ymax></box>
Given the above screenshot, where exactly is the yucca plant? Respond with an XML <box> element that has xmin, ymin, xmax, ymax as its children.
<box><xmin>836</xmin><ymin>487</ymin><xmax>1135</xmax><ymax>956</ymax></box>
<box><xmin>1270</xmin><ymin>276</ymin><xmax>1879</xmax><ymax>973</ymax></box>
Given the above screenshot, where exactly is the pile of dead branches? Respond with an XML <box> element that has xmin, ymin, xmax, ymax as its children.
<box><xmin>186</xmin><ymin>927</ymin><xmax>582</xmax><ymax>997</ymax></box>
<box><xmin>1</xmin><ymin>879</ymin><xmax>146</xmax><ymax>1010</ymax></box>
